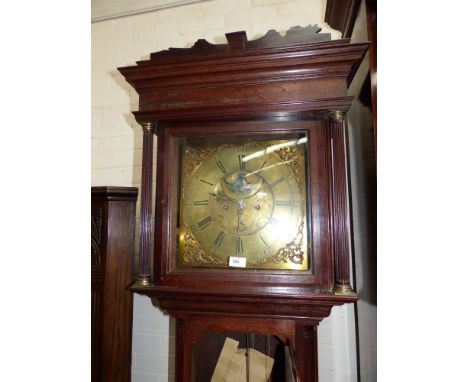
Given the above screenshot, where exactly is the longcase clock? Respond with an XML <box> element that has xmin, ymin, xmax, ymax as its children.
<box><xmin>118</xmin><ymin>25</ymin><xmax>368</xmax><ymax>381</ymax></box>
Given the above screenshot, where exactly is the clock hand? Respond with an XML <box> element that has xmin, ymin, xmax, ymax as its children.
<box><xmin>236</xmin><ymin>201</ymin><xmax>247</xmax><ymax>233</ymax></box>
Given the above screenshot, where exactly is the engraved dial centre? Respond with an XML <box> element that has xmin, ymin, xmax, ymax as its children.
<box><xmin>210</xmin><ymin>170</ymin><xmax>274</xmax><ymax>236</ymax></box>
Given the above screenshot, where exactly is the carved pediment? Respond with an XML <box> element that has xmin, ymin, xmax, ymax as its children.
<box><xmin>149</xmin><ymin>25</ymin><xmax>331</xmax><ymax>60</ymax></box>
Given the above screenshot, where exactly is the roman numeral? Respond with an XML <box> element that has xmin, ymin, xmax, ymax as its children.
<box><xmin>259</xmin><ymin>235</ymin><xmax>268</xmax><ymax>247</ymax></box>
<box><xmin>198</xmin><ymin>216</ymin><xmax>212</xmax><ymax>230</ymax></box>
<box><xmin>216</xmin><ymin>161</ymin><xmax>227</xmax><ymax>174</ymax></box>
<box><xmin>213</xmin><ymin>231</ymin><xmax>225</xmax><ymax>247</ymax></box>
<box><xmin>275</xmin><ymin>200</ymin><xmax>292</xmax><ymax>206</ymax></box>
<box><xmin>238</xmin><ymin>155</ymin><xmax>246</xmax><ymax>170</ymax></box>
<box><xmin>236</xmin><ymin>236</ymin><xmax>244</xmax><ymax>254</ymax></box>
<box><xmin>194</xmin><ymin>200</ymin><xmax>209</xmax><ymax>205</ymax></box>
<box><xmin>200</xmin><ymin>179</ymin><xmax>214</xmax><ymax>186</ymax></box>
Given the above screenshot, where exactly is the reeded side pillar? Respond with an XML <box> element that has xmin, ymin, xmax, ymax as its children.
<box><xmin>136</xmin><ymin>122</ymin><xmax>155</xmax><ymax>286</ymax></box>
<box><xmin>329</xmin><ymin>110</ymin><xmax>355</xmax><ymax>295</ymax></box>
<box><xmin>295</xmin><ymin>324</ymin><xmax>319</xmax><ymax>382</ymax></box>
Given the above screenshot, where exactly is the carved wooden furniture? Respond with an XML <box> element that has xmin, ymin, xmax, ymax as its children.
<box><xmin>91</xmin><ymin>187</ymin><xmax>138</xmax><ymax>382</ymax></box>
<box><xmin>118</xmin><ymin>26</ymin><xmax>368</xmax><ymax>381</ymax></box>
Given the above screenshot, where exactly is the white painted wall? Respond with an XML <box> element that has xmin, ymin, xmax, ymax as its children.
<box><xmin>91</xmin><ymin>1</ymin><xmax>364</xmax><ymax>380</ymax></box>
<box><xmin>92</xmin><ymin>0</ymin><xmax>211</xmax><ymax>22</ymax></box>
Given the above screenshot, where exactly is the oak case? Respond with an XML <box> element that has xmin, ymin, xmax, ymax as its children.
<box><xmin>118</xmin><ymin>26</ymin><xmax>369</xmax><ymax>381</ymax></box>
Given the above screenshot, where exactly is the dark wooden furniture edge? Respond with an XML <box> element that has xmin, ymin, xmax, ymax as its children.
<box><xmin>325</xmin><ymin>0</ymin><xmax>361</xmax><ymax>38</ymax></box>
<box><xmin>366</xmin><ymin>0</ymin><xmax>377</xmax><ymax>154</ymax></box>
<box><xmin>91</xmin><ymin>186</ymin><xmax>138</xmax><ymax>201</ymax></box>
<box><xmin>91</xmin><ymin>186</ymin><xmax>138</xmax><ymax>382</ymax></box>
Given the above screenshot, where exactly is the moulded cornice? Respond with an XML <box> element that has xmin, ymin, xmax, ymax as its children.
<box><xmin>132</xmin><ymin>285</ymin><xmax>357</xmax><ymax>320</ymax></box>
<box><xmin>118</xmin><ymin>27</ymin><xmax>369</xmax><ymax>123</ymax></box>
<box><xmin>119</xmin><ymin>40</ymin><xmax>369</xmax><ymax>90</ymax></box>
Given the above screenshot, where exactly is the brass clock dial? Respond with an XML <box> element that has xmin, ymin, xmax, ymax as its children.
<box><xmin>179</xmin><ymin>138</ymin><xmax>309</xmax><ymax>270</ymax></box>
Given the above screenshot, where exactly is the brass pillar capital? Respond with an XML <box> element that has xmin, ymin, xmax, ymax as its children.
<box><xmin>135</xmin><ymin>276</ymin><xmax>152</xmax><ymax>287</ymax></box>
<box><xmin>334</xmin><ymin>284</ymin><xmax>356</xmax><ymax>296</ymax></box>
<box><xmin>141</xmin><ymin>122</ymin><xmax>154</xmax><ymax>132</ymax></box>
<box><xmin>329</xmin><ymin>110</ymin><xmax>346</xmax><ymax>121</ymax></box>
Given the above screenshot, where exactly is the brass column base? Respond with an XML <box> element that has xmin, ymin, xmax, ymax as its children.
<box><xmin>334</xmin><ymin>284</ymin><xmax>356</xmax><ymax>296</ymax></box>
<box><xmin>135</xmin><ymin>276</ymin><xmax>152</xmax><ymax>287</ymax></box>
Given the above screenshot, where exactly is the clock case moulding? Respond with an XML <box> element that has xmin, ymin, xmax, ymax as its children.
<box><xmin>118</xmin><ymin>25</ymin><xmax>369</xmax><ymax>326</ymax></box>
